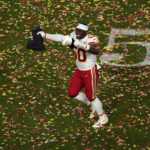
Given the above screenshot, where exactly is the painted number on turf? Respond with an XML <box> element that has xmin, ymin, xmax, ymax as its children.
<box><xmin>100</xmin><ymin>28</ymin><xmax>150</xmax><ymax>67</ymax></box>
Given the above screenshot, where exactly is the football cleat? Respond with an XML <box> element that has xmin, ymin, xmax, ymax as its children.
<box><xmin>92</xmin><ymin>114</ymin><xmax>108</xmax><ymax>128</ymax></box>
<box><xmin>89</xmin><ymin>109</ymin><xmax>96</xmax><ymax>119</ymax></box>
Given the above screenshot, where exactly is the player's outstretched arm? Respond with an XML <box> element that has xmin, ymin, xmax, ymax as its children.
<box><xmin>37</xmin><ymin>31</ymin><xmax>65</xmax><ymax>42</ymax></box>
<box><xmin>37</xmin><ymin>31</ymin><xmax>73</xmax><ymax>46</ymax></box>
<box><xmin>46</xmin><ymin>33</ymin><xmax>65</xmax><ymax>42</ymax></box>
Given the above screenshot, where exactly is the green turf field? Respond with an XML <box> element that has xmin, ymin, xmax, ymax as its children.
<box><xmin>0</xmin><ymin>0</ymin><xmax>150</xmax><ymax>149</ymax></box>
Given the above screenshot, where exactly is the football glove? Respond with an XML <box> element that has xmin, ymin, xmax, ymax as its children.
<box><xmin>74</xmin><ymin>40</ymin><xmax>90</xmax><ymax>51</ymax></box>
<box><xmin>62</xmin><ymin>35</ymin><xmax>72</xmax><ymax>46</ymax></box>
<box><xmin>37</xmin><ymin>31</ymin><xmax>46</xmax><ymax>38</ymax></box>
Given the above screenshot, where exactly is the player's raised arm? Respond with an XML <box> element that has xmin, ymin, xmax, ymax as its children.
<box><xmin>37</xmin><ymin>31</ymin><xmax>73</xmax><ymax>46</ymax></box>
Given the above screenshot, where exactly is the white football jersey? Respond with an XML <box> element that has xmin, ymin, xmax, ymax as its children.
<box><xmin>70</xmin><ymin>31</ymin><xmax>100</xmax><ymax>71</ymax></box>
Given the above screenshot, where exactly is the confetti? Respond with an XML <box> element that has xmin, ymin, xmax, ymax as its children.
<box><xmin>0</xmin><ymin>0</ymin><xmax>149</xmax><ymax>149</ymax></box>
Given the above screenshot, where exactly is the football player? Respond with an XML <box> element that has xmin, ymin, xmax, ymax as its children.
<box><xmin>37</xmin><ymin>23</ymin><xmax>108</xmax><ymax>128</ymax></box>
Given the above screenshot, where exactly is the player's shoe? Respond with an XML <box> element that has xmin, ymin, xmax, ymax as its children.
<box><xmin>89</xmin><ymin>109</ymin><xmax>96</xmax><ymax>119</ymax></box>
<box><xmin>92</xmin><ymin>114</ymin><xmax>108</xmax><ymax>128</ymax></box>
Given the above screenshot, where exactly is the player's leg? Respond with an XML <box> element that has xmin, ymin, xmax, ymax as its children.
<box><xmin>68</xmin><ymin>70</ymin><xmax>90</xmax><ymax>104</ymax></box>
<box><xmin>83</xmin><ymin>65</ymin><xmax>98</xmax><ymax>118</ymax></box>
<box><xmin>91</xmin><ymin>98</ymin><xmax>108</xmax><ymax>128</ymax></box>
<box><xmin>84</xmin><ymin>65</ymin><xmax>108</xmax><ymax>127</ymax></box>
<box><xmin>74</xmin><ymin>91</ymin><xmax>91</xmax><ymax>105</ymax></box>
<box><xmin>84</xmin><ymin>65</ymin><xmax>98</xmax><ymax>101</ymax></box>
<box><xmin>89</xmin><ymin>65</ymin><xmax>99</xmax><ymax>119</ymax></box>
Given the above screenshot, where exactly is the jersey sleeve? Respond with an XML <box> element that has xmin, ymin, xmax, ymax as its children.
<box><xmin>88</xmin><ymin>36</ymin><xmax>99</xmax><ymax>46</ymax></box>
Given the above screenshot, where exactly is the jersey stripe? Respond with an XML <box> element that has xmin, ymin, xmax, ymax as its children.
<box><xmin>88</xmin><ymin>36</ymin><xmax>96</xmax><ymax>38</ymax></box>
<box><xmin>89</xmin><ymin>42</ymin><xmax>99</xmax><ymax>46</ymax></box>
<box><xmin>91</xmin><ymin>66</ymin><xmax>96</xmax><ymax>99</ymax></box>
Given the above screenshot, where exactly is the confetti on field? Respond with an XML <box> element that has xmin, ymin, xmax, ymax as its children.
<box><xmin>0</xmin><ymin>0</ymin><xmax>150</xmax><ymax>149</ymax></box>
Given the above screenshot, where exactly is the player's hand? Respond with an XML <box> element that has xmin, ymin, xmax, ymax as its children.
<box><xmin>62</xmin><ymin>35</ymin><xmax>72</xmax><ymax>46</ymax></box>
<box><xmin>74</xmin><ymin>40</ymin><xmax>90</xmax><ymax>51</ymax></box>
<box><xmin>37</xmin><ymin>31</ymin><xmax>46</xmax><ymax>38</ymax></box>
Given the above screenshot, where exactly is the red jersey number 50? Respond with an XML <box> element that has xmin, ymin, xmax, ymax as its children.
<box><xmin>75</xmin><ymin>48</ymin><xmax>86</xmax><ymax>62</ymax></box>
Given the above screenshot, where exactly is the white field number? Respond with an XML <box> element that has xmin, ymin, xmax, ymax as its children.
<box><xmin>99</xmin><ymin>28</ymin><xmax>150</xmax><ymax>67</ymax></box>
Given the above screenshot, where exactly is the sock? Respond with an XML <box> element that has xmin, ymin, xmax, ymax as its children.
<box><xmin>74</xmin><ymin>92</ymin><xmax>91</xmax><ymax>105</ymax></box>
<box><xmin>91</xmin><ymin>97</ymin><xmax>105</xmax><ymax>119</ymax></box>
